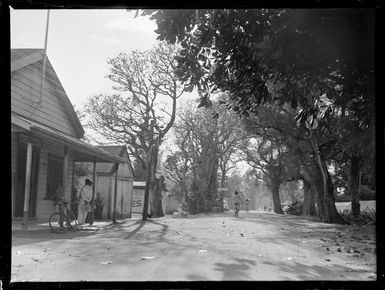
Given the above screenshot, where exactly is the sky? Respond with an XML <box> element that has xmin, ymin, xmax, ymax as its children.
<box><xmin>11</xmin><ymin>8</ymin><xmax>249</xmax><ymax>175</ymax></box>
<box><xmin>11</xmin><ymin>9</ymin><xmax>160</xmax><ymax>109</ymax></box>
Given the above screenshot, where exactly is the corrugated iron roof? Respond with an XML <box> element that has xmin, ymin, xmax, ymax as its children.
<box><xmin>11</xmin><ymin>49</ymin><xmax>42</xmax><ymax>61</ymax></box>
<box><xmin>95</xmin><ymin>146</ymin><xmax>126</xmax><ymax>173</ymax></box>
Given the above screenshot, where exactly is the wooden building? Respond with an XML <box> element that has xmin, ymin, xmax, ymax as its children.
<box><xmin>80</xmin><ymin>146</ymin><xmax>134</xmax><ymax>219</ymax></box>
<box><xmin>11</xmin><ymin>49</ymin><xmax>125</xmax><ymax>228</ymax></box>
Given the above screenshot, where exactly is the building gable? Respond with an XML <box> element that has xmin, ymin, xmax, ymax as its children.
<box><xmin>11</xmin><ymin>49</ymin><xmax>84</xmax><ymax>138</ymax></box>
<box><xmin>95</xmin><ymin>146</ymin><xmax>134</xmax><ymax>179</ymax></box>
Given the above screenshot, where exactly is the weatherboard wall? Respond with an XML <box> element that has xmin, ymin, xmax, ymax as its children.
<box><xmin>80</xmin><ymin>168</ymin><xmax>133</xmax><ymax>219</ymax></box>
<box><xmin>11</xmin><ymin>62</ymin><xmax>78</xmax><ymax>137</ymax></box>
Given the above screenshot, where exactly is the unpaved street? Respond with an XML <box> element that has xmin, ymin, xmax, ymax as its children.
<box><xmin>11</xmin><ymin>211</ymin><xmax>376</xmax><ymax>281</ymax></box>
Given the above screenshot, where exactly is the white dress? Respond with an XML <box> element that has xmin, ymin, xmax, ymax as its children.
<box><xmin>77</xmin><ymin>185</ymin><xmax>92</xmax><ymax>224</ymax></box>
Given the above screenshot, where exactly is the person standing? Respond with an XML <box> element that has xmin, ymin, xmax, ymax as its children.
<box><xmin>78</xmin><ymin>179</ymin><xmax>93</xmax><ymax>225</ymax></box>
<box><xmin>233</xmin><ymin>191</ymin><xmax>242</xmax><ymax>217</ymax></box>
<box><xmin>245</xmin><ymin>198</ymin><xmax>250</xmax><ymax>213</ymax></box>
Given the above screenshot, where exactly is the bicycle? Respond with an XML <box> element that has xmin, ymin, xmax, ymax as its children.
<box><xmin>49</xmin><ymin>199</ymin><xmax>78</xmax><ymax>234</ymax></box>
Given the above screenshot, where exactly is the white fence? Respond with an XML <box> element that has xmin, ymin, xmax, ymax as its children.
<box><xmin>335</xmin><ymin>200</ymin><xmax>376</xmax><ymax>213</ymax></box>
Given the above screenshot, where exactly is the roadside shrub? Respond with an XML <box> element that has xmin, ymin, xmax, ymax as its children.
<box><xmin>359</xmin><ymin>185</ymin><xmax>376</xmax><ymax>201</ymax></box>
<box><xmin>284</xmin><ymin>200</ymin><xmax>303</xmax><ymax>216</ymax></box>
<box><xmin>336</xmin><ymin>185</ymin><xmax>375</xmax><ymax>202</ymax></box>
<box><xmin>173</xmin><ymin>208</ymin><xmax>189</xmax><ymax>216</ymax></box>
<box><xmin>335</xmin><ymin>194</ymin><xmax>351</xmax><ymax>202</ymax></box>
<box><xmin>165</xmin><ymin>208</ymin><xmax>178</xmax><ymax>215</ymax></box>
<box><xmin>94</xmin><ymin>192</ymin><xmax>104</xmax><ymax>220</ymax></box>
<box><xmin>339</xmin><ymin>208</ymin><xmax>376</xmax><ymax>225</ymax></box>
<box><xmin>360</xmin><ymin>208</ymin><xmax>376</xmax><ymax>224</ymax></box>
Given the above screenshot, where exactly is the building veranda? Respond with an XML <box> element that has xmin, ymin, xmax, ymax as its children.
<box><xmin>11</xmin><ymin>49</ymin><xmax>126</xmax><ymax>228</ymax></box>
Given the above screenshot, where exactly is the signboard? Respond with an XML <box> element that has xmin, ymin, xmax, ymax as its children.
<box><xmin>131</xmin><ymin>189</ymin><xmax>144</xmax><ymax>213</ymax></box>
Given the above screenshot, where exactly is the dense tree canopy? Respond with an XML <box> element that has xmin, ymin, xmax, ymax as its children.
<box><xmin>143</xmin><ymin>9</ymin><xmax>374</xmax><ymax>117</ymax></box>
<box><xmin>139</xmin><ymin>8</ymin><xmax>375</xmax><ymax>223</ymax></box>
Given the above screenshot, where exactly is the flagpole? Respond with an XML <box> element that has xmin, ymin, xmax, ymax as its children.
<box><xmin>39</xmin><ymin>10</ymin><xmax>50</xmax><ymax>104</ymax></box>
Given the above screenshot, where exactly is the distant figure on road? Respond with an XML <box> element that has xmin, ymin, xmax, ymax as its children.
<box><xmin>233</xmin><ymin>191</ymin><xmax>242</xmax><ymax>217</ymax></box>
<box><xmin>245</xmin><ymin>198</ymin><xmax>250</xmax><ymax>213</ymax></box>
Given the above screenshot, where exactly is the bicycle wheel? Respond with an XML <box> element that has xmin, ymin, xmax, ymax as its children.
<box><xmin>49</xmin><ymin>212</ymin><xmax>69</xmax><ymax>234</ymax></box>
<box><xmin>66</xmin><ymin>210</ymin><xmax>78</xmax><ymax>230</ymax></box>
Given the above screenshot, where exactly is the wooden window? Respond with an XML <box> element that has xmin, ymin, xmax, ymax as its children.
<box><xmin>45</xmin><ymin>154</ymin><xmax>63</xmax><ymax>200</ymax></box>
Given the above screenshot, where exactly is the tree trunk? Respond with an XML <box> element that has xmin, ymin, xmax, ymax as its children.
<box><xmin>309</xmin><ymin>131</ymin><xmax>328</xmax><ymax>219</ymax></box>
<box><xmin>181</xmin><ymin>173</ymin><xmax>189</xmax><ymax>212</ymax></box>
<box><xmin>206</xmin><ymin>156</ymin><xmax>219</xmax><ymax>211</ymax></box>
<box><xmin>349</xmin><ymin>155</ymin><xmax>361</xmax><ymax>218</ymax></box>
<box><xmin>323</xmin><ymin>162</ymin><xmax>344</xmax><ymax>223</ymax></box>
<box><xmin>142</xmin><ymin>157</ymin><xmax>151</xmax><ymax>221</ymax></box>
<box><xmin>302</xmin><ymin>179</ymin><xmax>316</xmax><ymax>216</ymax></box>
<box><xmin>270</xmin><ymin>183</ymin><xmax>283</xmax><ymax>214</ymax></box>
<box><xmin>219</xmin><ymin>167</ymin><xmax>227</xmax><ymax>212</ymax></box>
<box><xmin>149</xmin><ymin>143</ymin><xmax>164</xmax><ymax>218</ymax></box>
<box><xmin>151</xmin><ymin>175</ymin><xmax>165</xmax><ymax>217</ymax></box>
<box><xmin>196</xmin><ymin>144</ymin><xmax>219</xmax><ymax>213</ymax></box>
<box><xmin>299</xmin><ymin>165</ymin><xmax>322</xmax><ymax>218</ymax></box>
<box><xmin>309</xmin><ymin>130</ymin><xmax>343</xmax><ymax>224</ymax></box>
<box><xmin>189</xmin><ymin>175</ymin><xmax>202</xmax><ymax>214</ymax></box>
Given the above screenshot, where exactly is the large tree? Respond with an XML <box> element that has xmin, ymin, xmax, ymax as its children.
<box><xmin>243</xmin><ymin>102</ymin><xmax>338</xmax><ymax>220</ymax></box>
<box><xmin>163</xmin><ymin>99</ymin><xmax>246</xmax><ymax>213</ymax></box>
<box><xmin>142</xmin><ymin>9</ymin><xmax>375</xmax><ymax>223</ymax></box>
<box><xmin>241</xmin><ymin>137</ymin><xmax>287</xmax><ymax>214</ymax></box>
<box><xmin>84</xmin><ymin>42</ymin><xmax>186</xmax><ymax>219</ymax></box>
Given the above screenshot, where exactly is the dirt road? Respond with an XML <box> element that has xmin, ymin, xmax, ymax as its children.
<box><xmin>11</xmin><ymin>211</ymin><xmax>376</xmax><ymax>281</ymax></box>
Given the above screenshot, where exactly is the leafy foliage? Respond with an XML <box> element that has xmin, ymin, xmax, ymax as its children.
<box><xmin>284</xmin><ymin>200</ymin><xmax>304</xmax><ymax>216</ymax></box>
<box><xmin>143</xmin><ymin>9</ymin><xmax>374</xmax><ymax>119</ymax></box>
<box><xmin>131</xmin><ymin>9</ymin><xmax>375</xmax><ymax>223</ymax></box>
<box><xmin>162</xmin><ymin>99</ymin><xmax>246</xmax><ymax>213</ymax></box>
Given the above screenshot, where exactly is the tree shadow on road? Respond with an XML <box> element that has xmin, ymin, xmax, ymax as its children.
<box><xmin>124</xmin><ymin>220</ymin><xmax>146</xmax><ymax>239</ymax></box>
<box><xmin>123</xmin><ymin>219</ymin><xmax>169</xmax><ymax>241</ymax></box>
<box><xmin>262</xmin><ymin>259</ymin><xmax>357</xmax><ymax>280</ymax></box>
<box><xmin>12</xmin><ymin>219</ymin><xmax>142</xmax><ymax>246</ymax></box>
<box><xmin>214</xmin><ymin>258</ymin><xmax>256</xmax><ymax>280</ymax></box>
<box><xmin>228</xmin><ymin>212</ymin><xmax>375</xmax><ymax>248</ymax></box>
